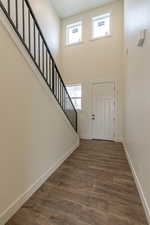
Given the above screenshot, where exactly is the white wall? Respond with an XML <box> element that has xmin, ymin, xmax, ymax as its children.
<box><xmin>0</xmin><ymin>7</ymin><xmax>79</xmax><ymax>225</ymax></box>
<box><xmin>124</xmin><ymin>0</ymin><xmax>150</xmax><ymax>223</ymax></box>
<box><xmin>29</xmin><ymin>0</ymin><xmax>61</xmax><ymax>69</ymax></box>
<box><xmin>61</xmin><ymin>0</ymin><xmax>123</xmax><ymax>140</ymax></box>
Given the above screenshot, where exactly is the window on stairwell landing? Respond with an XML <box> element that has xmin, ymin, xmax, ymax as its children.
<box><xmin>66</xmin><ymin>84</ymin><xmax>82</xmax><ymax>110</ymax></box>
<box><xmin>92</xmin><ymin>13</ymin><xmax>111</xmax><ymax>39</ymax></box>
<box><xmin>66</xmin><ymin>21</ymin><xmax>82</xmax><ymax>45</ymax></box>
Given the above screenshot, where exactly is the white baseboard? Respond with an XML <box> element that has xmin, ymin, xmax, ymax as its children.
<box><xmin>80</xmin><ymin>136</ymin><xmax>92</xmax><ymax>140</ymax></box>
<box><xmin>0</xmin><ymin>140</ymin><xmax>79</xmax><ymax>225</ymax></box>
<box><xmin>123</xmin><ymin>140</ymin><xmax>150</xmax><ymax>225</ymax></box>
<box><xmin>80</xmin><ymin>136</ymin><xmax>123</xmax><ymax>142</ymax></box>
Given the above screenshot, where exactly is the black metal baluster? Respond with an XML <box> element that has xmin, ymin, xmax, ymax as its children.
<box><xmin>62</xmin><ymin>85</ymin><xmax>65</xmax><ymax>110</ymax></box>
<box><xmin>55</xmin><ymin>69</ymin><xmax>57</xmax><ymax>97</ymax></box>
<box><xmin>56</xmin><ymin>72</ymin><xmax>58</xmax><ymax>99</ymax></box>
<box><xmin>52</xmin><ymin>61</ymin><xmax>55</xmax><ymax>94</ymax></box>
<box><xmin>76</xmin><ymin>111</ymin><xmax>77</xmax><ymax>131</ymax></box>
<box><xmin>38</xmin><ymin>33</ymin><xmax>40</xmax><ymax>69</ymax></box>
<box><xmin>57</xmin><ymin>76</ymin><xmax>59</xmax><ymax>102</ymax></box>
<box><xmin>34</xmin><ymin>23</ymin><xmax>36</xmax><ymax>60</ymax></box>
<box><xmin>46</xmin><ymin>50</ymin><xmax>48</xmax><ymax>81</ymax></box>
<box><xmin>63</xmin><ymin>87</ymin><xmax>65</xmax><ymax>110</ymax></box>
<box><xmin>47</xmin><ymin>55</ymin><xmax>49</xmax><ymax>85</ymax></box>
<box><xmin>59</xmin><ymin>80</ymin><xmax>62</xmax><ymax>107</ymax></box>
<box><xmin>60</xmin><ymin>80</ymin><xmax>62</xmax><ymax>105</ymax></box>
<box><xmin>59</xmin><ymin>78</ymin><xmax>61</xmax><ymax>104</ymax></box>
<box><xmin>54</xmin><ymin>68</ymin><xmax>57</xmax><ymax>98</ymax></box>
<box><xmin>59</xmin><ymin>82</ymin><xmax>61</xmax><ymax>106</ymax></box>
<box><xmin>49</xmin><ymin>58</ymin><xmax>51</xmax><ymax>87</ymax></box>
<box><xmin>7</xmin><ymin>0</ymin><xmax>10</xmax><ymax>16</ymax></box>
<box><xmin>61</xmin><ymin>83</ymin><xmax>63</xmax><ymax>108</ymax></box>
<box><xmin>54</xmin><ymin>69</ymin><xmax>57</xmax><ymax>97</ymax></box>
<box><xmin>57</xmin><ymin>75</ymin><xmax>59</xmax><ymax>100</ymax></box>
<box><xmin>22</xmin><ymin>0</ymin><xmax>25</xmax><ymax>41</ymax></box>
<box><xmin>28</xmin><ymin>9</ymin><xmax>31</xmax><ymax>51</ymax></box>
<box><xmin>42</xmin><ymin>42</ymin><xmax>44</xmax><ymax>77</ymax></box>
<box><xmin>15</xmin><ymin>0</ymin><xmax>18</xmax><ymax>30</ymax></box>
<box><xmin>64</xmin><ymin>88</ymin><xmax>65</xmax><ymax>110</ymax></box>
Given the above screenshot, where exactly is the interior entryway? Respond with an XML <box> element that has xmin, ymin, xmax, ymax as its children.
<box><xmin>92</xmin><ymin>82</ymin><xmax>115</xmax><ymax>141</ymax></box>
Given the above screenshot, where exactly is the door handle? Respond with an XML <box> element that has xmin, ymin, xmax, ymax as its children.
<box><xmin>91</xmin><ymin>114</ymin><xmax>95</xmax><ymax>120</ymax></box>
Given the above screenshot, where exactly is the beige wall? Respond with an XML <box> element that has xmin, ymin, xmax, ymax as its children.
<box><xmin>124</xmin><ymin>0</ymin><xmax>150</xmax><ymax>222</ymax></box>
<box><xmin>61</xmin><ymin>0</ymin><xmax>123</xmax><ymax>140</ymax></box>
<box><xmin>29</xmin><ymin>0</ymin><xmax>61</xmax><ymax>69</ymax></box>
<box><xmin>0</xmin><ymin>11</ymin><xmax>78</xmax><ymax>225</ymax></box>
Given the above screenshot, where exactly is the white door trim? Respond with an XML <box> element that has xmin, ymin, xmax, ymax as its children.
<box><xmin>91</xmin><ymin>81</ymin><xmax>118</xmax><ymax>141</ymax></box>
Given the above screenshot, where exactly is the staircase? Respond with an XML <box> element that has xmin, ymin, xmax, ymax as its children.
<box><xmin>0</xmin><ymin>0</ymin><xmax>77</xmax><ymax>132</ymax></box>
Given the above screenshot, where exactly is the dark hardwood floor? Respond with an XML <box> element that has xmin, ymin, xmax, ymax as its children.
<box><xmin>7</xmin><ymin>140</ymin><xmax>148</xmax><ymax>225</ymax></box>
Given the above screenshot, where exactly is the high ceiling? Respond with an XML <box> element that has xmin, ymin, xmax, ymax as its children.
<box><xmin>50</xmin><ymin>0</ymin><xmax>118</xmax><ymax>18</ymax></box>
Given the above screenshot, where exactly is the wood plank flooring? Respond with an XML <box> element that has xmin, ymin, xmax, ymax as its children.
<box><xmin>7</xmin><ymin>140</ymin><xmax>148</xmax><ymax>225</ymax></box>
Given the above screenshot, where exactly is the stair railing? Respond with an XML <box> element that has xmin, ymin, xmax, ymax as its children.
<box><xmin>0</xmin><ymin>0</ymin><xmax>77</xmax><ymax>131</ymax></box>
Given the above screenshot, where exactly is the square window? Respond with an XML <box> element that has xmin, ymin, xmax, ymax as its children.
<box><xmin>66</xmin><ymin>84</ymin><xmax>82</xmax><ymax>110</ymax></box>
<box><xmin>66</xmin><ymin>21</ymin><xmax>82</xmax><ymax>45</ymax></box>
<box><xmin>92</xmin><ymin>13</ymin><xmax>111</xmax><ymax>39</ymax></box>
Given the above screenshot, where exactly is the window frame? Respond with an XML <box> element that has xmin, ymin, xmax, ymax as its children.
<box><xmin>66</xmin><ymin>21</ymin><xmax>83</xmax><ymax>46</ymax></box>
<box><xmin>66</xmin><ymin>84</ymin><xmax>82</xmax><ymax>110</ymax></box>
<box><xmin>91</xmin><ymin>12</ymin><xmax>112</xmax><ymax>40</ymax></box>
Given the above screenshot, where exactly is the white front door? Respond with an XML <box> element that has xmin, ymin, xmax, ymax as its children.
<box><xmin>92</xmin><ymin>82</ymin><xmax>115</xmax><ymax>140</ymax></box>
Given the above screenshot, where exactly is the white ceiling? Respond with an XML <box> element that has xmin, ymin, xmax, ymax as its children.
<box><xmin>50</xmin><ymin>0</ymin><xmax>117</xmax><ymax>18</ymax></box>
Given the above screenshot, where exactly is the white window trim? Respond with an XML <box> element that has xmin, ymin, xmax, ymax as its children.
<box><xmin>66</xmin><ymin>21</ymin><xmax>83</xmax><ymax>46</ymax></box>
<box><xmin>65</xmin><ymin>40</ymin><xmax>84</xmax><ymax>47</ymax></box>
<box><xmin>90</xmin><ymin>34</ymin><xmax>112</xmax><ymax>41</ymax></box>
<box><xmin>91</xmin><ymin>12</ymin><xmax>112</xmax><ymax>41</ymax></box>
